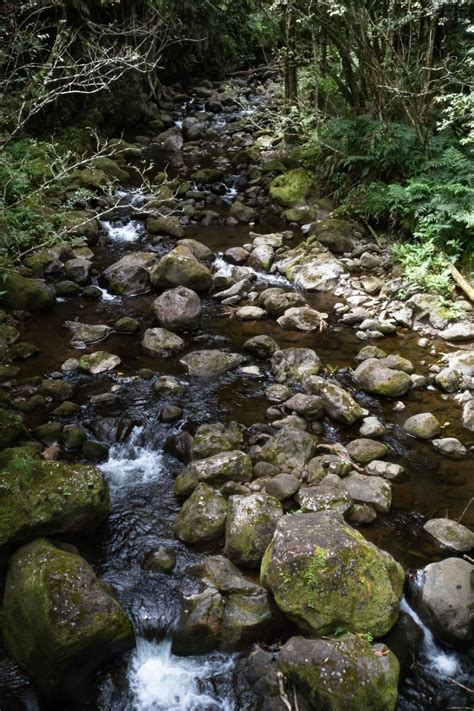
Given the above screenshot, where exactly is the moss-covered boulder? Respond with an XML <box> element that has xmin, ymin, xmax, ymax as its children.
<box><xmin>150</xmin><ymin>246</ymin><xmax>212</xmax><ymax>292</ymax></box>
<box><xmin>103</xmin><ymin>252</ymin><xmax>159</xmax><ymax>295</ymax></box>
<box><xmin>271</xmin><ymin>348</ymin><xmax>321</xmax><ymax>384</ymax></box>
<box><xmin>79</xmin><ymin>351</ymin><xmax>121</xmax><ymax>374</ymax></box>
<box><xmin>0</xmin><ymin>324</ymin><xmax>19</xmax><ymax>348</ymax></box>
<box><xmin>175</xmin><ymin>450</ymin><xmax>252</xmax><ymax>496</ymax></box>
<box><xmin>280</xmin><ymin>634</ymin><xmax>400</xmax><ymax>711</ymax></box>
<box><xmin>258</xmin><ymin>427</ymin><xmax>318</xmax><ymax>474</ymax></box>
<box><xmin>2</xmin><ymin>538</ymin><xmax>133</xmax><ymax>704</ymax></box>
<box><xmin>269</xmin><ymin>169</ymin><xmax>313</xmax><ymax>206</ymax></box>
<box><xmin>175</xmin><ymin>483</ymin><xmax>228</xmax><ymax>544</ymax></box>
<box><xmin>0</xmin><ymin>410</ymin><xmax>24</xmax><ymax>449</ymax></box>
<box><xmin>0</xmin><ymin>272</ymin><xmax>54</xmax><ymax>312</ymax></box>
<box><xmin>307</xmin><ymin>378</ymin><xmax>365</xmax><ymax>424</ymax></box>
<box><xmin>0</xmin><ymin>448</ymin><xmax>110</xmax><ymax>551</ymax></box>
<box><xmin>192</xmin><ymin>421</ymin><xmax>243</xmax><ymax>459</ymax></box>
<box><xmin>354</xmin><ymin>358</ymin><xmax>412</xmax><ymax>397</ymax></box>
<box><xmin>225</xmin><ymin>493</ymin><xmax>283</xmax><ymax>568</ymax></box>
<box><xmin>261</xmin><ymin>511</ymin><xmax>404</xmax><ymax>637</ymax></box>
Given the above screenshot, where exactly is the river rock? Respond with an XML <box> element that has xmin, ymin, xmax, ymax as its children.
<box><xmin>247</xmin><ymin>245</ymin><xmax>274</xmax><ymax>271</ymax></box>
<box><xmin>413</xmin><ymin>558</ymin><xmax>473</xmax><ymax>643</ymax></box>
<box><xmin>432</xmin><ymin>437</ymin><xmax>467</xmax><ymax>459</ymax></box>
<box><xmin>440</xmin><ymin>322</ymin><xmax>474</xmax><ymax>342</ymax></box>
<box><xmin>264</xmin><ymin>473</ymin><xmax>300</xmax><ymax>500</ymax></box>
<box><xmin>66</xmin><ymin>322</ymin><xmax>112</xmax><ymax>347</ymax></box>
<box><xmin>142</xmin><ymin>327</ymin><xmax>185</xmax><ymax>357</ymax></box>
<box><xmin>423</xmin><ymin>518</ymin><xmax>474</xmax><ymax>552</ymax></box>
<box><xmin>79</xmin><ymin>351</ymin><xmax>121</xmax><ymax>374</ymax></box>
<box><xmin>0</xmin><ymin>411</ymin><xmax>24</xmax><ymax>449</ymax></box>
<box><xmin>233</xmin><ymin>645</ymin><xmax>287</xmax><ymax>711</ymax></box>
<box><xmin>180</xmin><ymin>350</ymin><xmax>245</xmax><ymax>378</ymax></box>
<box><xmin>269</xmin><ymin>168</ymin><xmax>313</xmax><ymax>206</ymax></box>
<box><xmin>346</xmin><ymin>438</ymin><xmax>389</xmax><ymax>464</ymax></box>
<box><xmin>283</xmin><ymin>393</ymin><xmax>324</xmax><ymax>419</ymax></box>
<box><xmin>150</xmin><ymin>246</ymin><xmax>212</xmax><ymax>292</ymax></box>
<box><xmin>258</xmin><ymin>427</ymin><xmax>318</xmax><ymax>473</ymax></box>
<box><xmin>280</xmin><ymin>634</ymin><xmax>399</xmax><ymax>711</ymax></box>
<box><xmin>2</xmin><ymin>272</ymin><xmax>55</xmax><ymax>311</ymax></box>
<box><xmin>178</xmin><ymin>238</ymin><xmax>213</xmax><ymax>262</ymax></box>
<box><xmin>64</xmin><ymin>258</ymin><xmax>91</xmax><ymax>285</ymax></box>
<box><xmin>271</xmin><ymin>348</ymin><xmax>321</xmax><ymax>384</ymax></box>
<box><xmin>146</xmin><ymin>215</ymin><xmax>184</xmax><ymax>238</ymax></box>
<box><xmin>0</xmin><ymin>324</ymin><xmax>19</xmax><ymax>347</ymax></box>
<box><xmin>354</xmin><ymin>358</ymin><xmax>412</xmax><ymax>397</ymax></box>
<box><xmin>230</xmin><ymin>201</ymin><xmax>257</xmax><ymax>223</ymax></box>
<box><xmin>175</xmin><ymin>450</ymin><xmax>253</xmax><ymax>495</ymax></box>
<box><xmin>236</xmin><ymin>306</ymin><xmax>266</xmax><ymax>321</ymax></box>
<box><xmin>309</xmin><ymin>217</ymin><xmax>355</xmax><ymax>254</ymax></box>
<box><xmin>403</xmin><ymin>413</ymin><xmax>441</xmax><ymax>439</ymax></box>
<box><xmin>462</xmin><ymin>399</ymin><xmax>474</xmax><ymax>432</ymax></box>
<box><xmin>277</xmin><ymin>306</ymin><xmax>325</xmax><ymax>331</ymax></box>
<box><xmin>360</xmin><ymin>416</ymin><xmax>386</xmax><ymax>437</ymax></box>
<box><xmin>260</xmin><ymin>289</ymin><xmax>306</xmax><ymax>317</ymax></box>
<box><xmin>276</xmin><ymin>245</ymin><xmax>345</xmax><ymax>291</ymax></box>
<box><xmin>296</xmin><ymin>485</ymin><xmax>352</xmax><ymax>516</ymax></box>
<box><xmin>143</xmin><ymin>546</ymin><xmax>176</xmax><ymax>573</ymax></box>
<box><xmin>192</xmin><ymin>422</ymin><xmax>243</xmax><ymax>458</ymax></box>
<box><xmin>307</xmin><ymin>378</ymin><xmax>365</xmax><ymax>424</ymax></box>
<box><xmin>103</xmin><ymin>252</ymin><xmax>159</xmax><ymax>295</ymax></box>
<box><xmin>365</xmin><ymin>460</ymin><xmax>405</xmax><ymax>481</ymax></box>
<box><xmin>2</xmin><ymin>538</ymin><xmax>133</xmax><ymax>704</ymax></box>
<box><xmin>307</xmin><ymin>454</ymin><xmax>352</xmax><ymax>484</ymax></box>
<box><xmin>342</xmin><ymin>472</ymin><xmax>392</xmax><ymax>512</ymax></box>
<box><xmin>261</xmin><ymin>511</ymin><xmax>404</xmax><ymax>637</ymax></box>
<box><xmin>225</xmin><ymin>493</ymin><xmax>283</xmax><ymax>567</ymax></box>
<box><xmin>175</xmin><ymin>483</ymin><xmax>228</xmax><ymax>543</ymax></box>
<box><xmin>152</xmin><ymin>286</ymin><xmax>202</xmax><ymax>331</ymax></box>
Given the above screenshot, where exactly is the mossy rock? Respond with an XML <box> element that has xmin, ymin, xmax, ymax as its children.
<box><xmin>0</xmin><ymin>325</ymin><xmax>19</xmax><ymax>348</ymax></box>
<box><xmin>280</xmin><ymin>634</ymin><xmax>400</xmax><ymax>711</ymax></box>
<box><xmin>2</xmin><ymin>538</ymin><xmax>133</xmax><ymax>704</ymax></box>
<box><xmin>191</xmin><ymin>168</ymin><xmax>223</xmax><ymax>184</ymax></box>
<box><xmin>269</xmin><ymin>168</ymin><xmax>314</xmax><ymax>207</ymax></box>
<box><xmin>225</xmin><ymin>493</ymin><xmax>283</xmax><ymax>568</ymax></box>
<box><xmin>0</xmin><ymin>448</ymin><xmax>110</xmax><ymax>552</ymax></box>
<box><xmin>0</xmin><ymin>410</ymin><xmax>24</xmax><ymax>449</ymax></box>
<box><xmin>261</xmin><ymin>511</ymin><xmax>404</xmax><ymax>638</ymax></box>
<box><xmin>175</xmin><ymin>483</ymin><xmax>228</xmax><ymax>544</ymax></box>
<box><xmin>0</xmin><ymin>272</ymin><xmax>54</xmax><ymax>312</ymax></box>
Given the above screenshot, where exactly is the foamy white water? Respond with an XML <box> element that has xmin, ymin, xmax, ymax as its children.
<box><xmin>100</xmin><ymin>219</ymin><xmax>143</xmax><ymax>243</ymax></box>
<box><xmin>129</xmin><ymin>638</ymin><xmax>235</xmax><ymax>711</ymax></box>
<box><xmin>213</xmin><ymin>254</ymin><xmax>290</xmax><ymax>286</ymax></box>
<box><xmin>99</xmin><ymin>428</ymin><xmax>164</xmax><ymax>497</ymax></box>
<box><xmin>400</xmin><ymin>597</ymin><xmax>460</xmax><ymax>677</ymax></box>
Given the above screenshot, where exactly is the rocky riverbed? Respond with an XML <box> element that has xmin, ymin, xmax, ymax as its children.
<box><xmin>0</xmin><ymin>70</ymin><xmax>473</xmax><ymax>710</ymax></box>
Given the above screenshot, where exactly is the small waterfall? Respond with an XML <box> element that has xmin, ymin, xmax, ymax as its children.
<box><xmin>128</xmin><ymin>638</ymin><xmax>236</xmax><ymax>711</ymax></box>
<box><xmin>99</xmin><ymin>427</ymin><xmax>164</xmax><ymax>498</ymax></box>
<box><xmin>213</xmin><ymin>253</ymin><xmax>291</xmax><ymax>286</ymax></box>
<box><xmin>100</xmin><ymin>218</ymin><xmax>143</xmax><ymax>243</ymax></box>
<box><xmin>400</xmin><ymin>597</ymin><xmax>460</xmax><ymax>678</ymax></box>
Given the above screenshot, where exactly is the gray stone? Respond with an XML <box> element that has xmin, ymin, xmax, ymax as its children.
<box><xmin>346</xmin><ymin>439</ymin><xmax>389</xmax><ymax>464</ymax></box>
<box><xmin>423</xmin><ymin>518</ymin><xmax>474</xmax><ymax>552</ymax></box>
<box><xmin>152</xmin><ymin>286</ymin><xmax>202</xmax><ymax>332</ymax></box>
<box><xmin>225</xmin><ymin>493</ymin><xmax>282</xmax><ymax>568</ymax></box>
<box><xmin>343</xmin><ymin>473</ymin><xmax>392</xmax><ymax>512</ymax></box>
<box><xmin>403</xmin><ymin>413</ymin><xmax>441</xmax><ymax>439</ymax></box>
<box><xmin>180</xmin><ymin>350</ymin><xmax>245</xmax><ymax>378</ymax></box>
<box><xmin>432</xmin><ymin>437</ymin><xmax>467</xmax><ymax>459</ymax></box>
<box><xmin>142</xmin><ymin>328</ymin><xmax>184</xmax><ymax>357</ymax></box>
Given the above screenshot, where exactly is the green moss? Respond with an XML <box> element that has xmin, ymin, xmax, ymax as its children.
<box><xmin>269</xmin><ymin>168</ymin><xmax>314</xmax><ymax>206</ymax></box>
<box><xmin>0</xmin><ymin>272</ymin><xmax>54</xmax><ymax>312</ymax></box>
<box><xmin>0</xmin><ymin>409</ymin><xmax>24</xmax><ymax>449</ymax></box>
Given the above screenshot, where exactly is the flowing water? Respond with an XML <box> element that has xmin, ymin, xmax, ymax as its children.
<box><xmin>0</xmin><ymin>76</ymin><xmax>473</xmax><ymax>710</ymax></box>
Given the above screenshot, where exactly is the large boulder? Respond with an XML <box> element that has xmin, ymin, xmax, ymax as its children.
<box><xmin>354</xmin><ymin>358</ymin><xmax>412</xmax><ymax>397</ymax></box>
<box><xmin>258</xmin><ymin>427</ymin><xmax>318</xmax><ymax>474</ymax></box>
<box><xmin>103</xmin><ymin>252</ymin><xmax>159</xmax><ymax>295</ymax></box>
<box><xmin>2</xmin><ymin>539</ymin><xmax>133</xmax><ymax>704</ymax></box>
<box><xmin>261</xmin><ymin>512</ymin><xmax>404</xmax><ymax>637</ymax></box>
<box><xmin>306</xmin><ymin>378</ymin><xmax>365</xmax><ymax>424</ymax></box>
<box><xmin>141</xmin><ymin>327</ymin><xmax>184</xmax><ymax>358</ymax></box>
<box><xmin>423</xmin><ymin>518</ymin><xmax>474</xmax><ymax>552</ymax></box>
<box><xmin>225</xmin><ymin>493</ymin><xmax>283</xmax><ymax>568</ymax></box>
<box><xmin>1</xmin><ymin>272</ymin><xmax>54</xmax><ymax>311</ymax></box>
<box><xmin>271</xmin><ymin>348</ymin><xmax>321</xmax><ymax>384</ymax></box>
<box><xmin>192</xmin><ymin>421</ymin><xmax>243</xmax><ymax>458</ymax></box>
<box><xmin>174</xmin><ymin>450</ymin><xmax>252</xmax><ymax>496</ymax></box>
<box><xmin>269</xmin><ymin>168</ymin><xmax>313</xmax><ymax>206</ymax></box>
<box><xmin>277</xmin><ymin>306</ymin><xmax>325</xmax><ymax>332</ymax></box>
<box><xmin>275</xmin><ymin>241</ymin><xmax>345</xmax><ymax>291</ymax></box>
<box><xmin>280</xmin><ymin>634</ymin><xmax>399</xmax><ymax>711</ymax></box>
<box><xmin>79</xmin><ymin>351</ymin><xmax>121</xmax><ymax>374</ymax></box>
<box><xmin>0</xmin><ymin>410</ymin><xmax>24</xmax><ymax>449</ymax></box>
<box><xmin>412</xmin><ymin>558</ymin><xmax>473</xmax><ymax>643</ymax></box>
<box><xmin>0</xmin><ymin>448</ymin><xmax>110</xmax><ymax>553</ymax></box>
<box><xmin>152</xmin><ymin>286</ymin><xmax>202</xmax><ymax>331</ymax></box>
<box><xmin>174</xmin><ymin>483</ymin><xmax>228</xmax><ymax>543</ymax></box>
<box><xmin>150</xmin><ymin>246</ymin><xmax>212</xmax><ymax>292</ymax></box>
<box><xmin>180</xmin><ymin>350</ymin><xmax>245</xmax><ymax>378</ymax></box>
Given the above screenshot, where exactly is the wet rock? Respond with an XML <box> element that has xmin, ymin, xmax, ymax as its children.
<box><xmin>230</xmin><ymin>201</ymin><xmax>256</xmax><ymax>223</ymax></box>
<box><xmin>343</xmin><ymin>472</ymin><xmax>392</xmax><ymax>512</ymax></box>
<box><xmin>432</xmin><ymin>437</ymin><xmax>467</xmax><ymax>459</ymax></box>
<box><xmin>176</xmin><ymin>450</ymin><xmax>253</xmax><ymax>494</ymax></box>
<box><xmin>462</xmin><ymin>399</ymin><xmax>474</xmax><ymax>432</ymax></box>
<box><xmin>0</xmin><ymin>410</ymin><xmax>24</xmax><ymax>449</ymax></box>
<box><xmin>261</xmin><ymin>290</ymin><xmax>306</xmax><ymax>317</ymax></box>
<box><xmin>66</xmin><ymin>322</ymin><xmax>112</xmax><ymax>347</ymax></box>
<box><xmin>277</xmin><ymin>306</ymin><xmax>325</xmax><ymax>332</ymax></box>
<box><xmin>382</xmin><ymin>354</ymin><xmax>415</xmax><ymax>373</ymax></box>
<box><xmin>79</xmin><ymin>351</ymin><xmax>121</xmax><ymax>374</ymax></box>
<box><xmin>269</xmin><ymin>168</ymin><xmax>313</xmax><ymax>206</ymax></box>
<box><xmin>192</xmin><ymin>421</ymin><xmax>243</xmax><ymax>458</ymax></box>
<box><xmin>81</xmin><ymin>440</ymin><xmax>109</xmax><ymax>462</ymax></box>
<box><xmin>413</xmin><ymin>558</ymin><xmax>473</xmax><ymax>643</ymax></box>
<box><xmin>406</xmin><ymin>293</ymin><xmax>451</xmax><ymax>330</ymax></box>
<box><xmin>52</xmin><ymin>401</ymin><xmax>80</xmax><ymax>417</ymax></box>
<box><xmin>180</xmin><ymin>349</ymin><xmax>245</xmax><ymax>378</ymax></box>
<box><xmin>236</xmin><ymin>305</ymin><xmax>266</xmax><ymax>321</ymax></box>
<box><xmin>354</xmin><ymin>358</ymin><xmax>412</xmax><ymax>397</ymax></box>
<box><xmin>283</xmin><ymin>393</ymin><xmax>324</xmax><ymax>419</ymax></box>
<box><xmin>2</xmin><ymin>538</ymin><xmax>133</xmax><ymax>704</ymax></box>
<box><xmin>103</xmin><ymin>252</ymin><xmax>159</xmax><ymax>295</ymax></box>
<box><xmin>225</xmin><ymin>493</ymin><xmax>283</xmax><ymax>567</ymax></box>
<box><xmin>346</xmin><ymin>438</ymin><xmax>388</xmax><ymax>464</ymax></box>
<box><xmin>309</xmin><ymin>217</ymin><xmax>355</xmax><ymax>254</ymax></box>
<box><xmin>423</xmin><ymin>518</ymin><xmax>474</xmax><ymax>552</ymax></box>
<box><xmin>307</xmin><ymin>378</ymin><xmax>365</xmax><ymax>425</ymax></box>
<box><xmin>348</xmin><ymin>503</ymin><xmax>377</xmax><ymax>524</ymax></box>
<box><xmin>63</xmin><ymin>425</ymin><xmax>86</xmax><ymax>450</ymax></box>
<box><xmin>115</xmin><ymin>316</ymin><xmax>140</xmax><ymax>334</ymax></box>
<box><xmin>153</xmin><ymin>375</ymin><xmax>187</xmax><ymax>395</ymax></box>
<box><xmin>160</xmin><ymin>405</ymin><xmax>183</xmax><ymax>422</ymax></box>
<box><xmin>151</xmin><ymin>246</ymin><xmax>212</xmax><ymax>292</ymax></box>
<box><xmin>271</xmin><ymin>348</ymin><xmax>321</xmax><ymax>384</ymax></box>
<box><xmin>247</xmin><ymin>245</ymin><xmax>274</xmax><ymax>271</ymax></box>
<box><xmin>64</xmin><ymin>258</ymin><xmax>91</xmax><ymax>285</ymax></box>
<box><xmin>0</xmin><ymin>448</ymin><xmax>110</xmax><ymax>551</ymax></box>
<box><xmin>403</xmin><ymin>413</ymin><xmax>441</xmax><ymax>439</ymax></box>
<box><xmin>307</xmin><ymin>454</ymin><xmax>351</xmax><ymax>484</ymax></box>
<box><xmin>224</xmin><ymin>247</ymin><xmax>249</xmax><ymax>265</ymax></box>
<box><xmin>164</xmin><ymin>431</ymin><xmax>193</xmax><ymax>464</ymax></box>
<box><xmin>152</xmin><ymin>286</ymin><xmax>202</xmax><ymax>332</ymax></box>
<box><xmin>258</xmin><ymin>427</ymin><xmax>318</xmax><ymax>473</ymax></box>
<box><xmin>261</xmin><ymin>511</ymin><xmax>404</xmax><ymax>636</ymax></box>
<box><xmin>265</xmin><ymin>384</ymin><xmax>293</xmax><ymax>403</ymax></box>
<box><xmin>434</xmin><ymin>367</ymin><xmax>463</xmax><ymax>392</ymax></box>
<box><xmin>175</xmin><ymin>483</ymin><xmax>228</xmax><ymax>543</ymax></box>
<box><xmin>178</xmin><ymin>238</ymin><xmax>213</xmax><ymax>262</ymax></box>
<box><xmin>276</xmin><ymin>243</ymin><xmax>345</xmax><ymax>291</ymax></box>
<box><xmin>90</xmin><ymin>417</ymin><xmax>134</xmax><ymax>444</ymax></box>
<box><xmin>296</xmin><ymin>485</ymin><xmax>352</xmax><ymax>516</ymax></box>
<box><xmin>355</xmin><ymin>345</ymin><xmax>387</xmax><ymax>362</ymax></box>
<box><xmin>0</xmin><ymin>324</ymin><xmax>19</xmax><ymax>347</ymax></box>
<box><xmin>440</xmin><ymin>322</ymin><xmax>474</xmax><ymax>342</ymax></box>
<box><xmin>146</xmin><ymin>215</ymin><xmax>184</xmax><ymax>238</ymax></box>
<box><xmin>142</xmin><ymin>327</ymin><xmax>184</xmax><ymax>357</ymax></box>
<box><xmin>233</xmin><ymin>645</ymin><xmax>286</xmax><ymax>711</ymax></box>
<box><xmin>359</xmin><ymin>416</ymin><xmax>385</xmax><ymax>437</ymax></box>
<box><xmin>365</xmin><ymin>460</ymin><xmax>405</xmax><ymax>481</ymax></box>
<box><xmin>280</xmin><ymin>634</ymin><xmax>399</xmax><ymax>711</ymax></box>
<box><xmin>9</xmin><ymin>341</ymin><xmax>39</xmax><ymax>360</ymax></box>
<box><xmin>143</xmin><ymin>547</ymin><xmax>176</xmax><ymax>573</ymax></box>
<box><xmin>1</xmin><ymin>272</ymin><xmax>54</xmax><ymax>311</ymax></box>
<box><xmin>264</xmin><ymin>473</ymin><xmax>300</xmax><ymax>500</ymax></box>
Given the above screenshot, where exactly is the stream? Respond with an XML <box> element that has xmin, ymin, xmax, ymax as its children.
<box><xmin>0</xmin><ymin>72</ymin><xmax>473</xmax><ymax>710</ymax></box>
